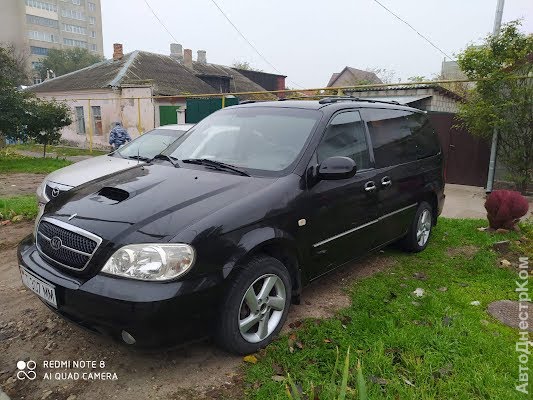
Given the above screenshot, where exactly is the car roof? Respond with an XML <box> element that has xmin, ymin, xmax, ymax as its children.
<box><xmin>230</xmin><ymin>99</ymin><xmax>424</xmax><ymax>113</ymax></box>
<box><xmin>158</xmin><ymin>123</ymin><xmax>195</xmax><ymax>130</ymax></box>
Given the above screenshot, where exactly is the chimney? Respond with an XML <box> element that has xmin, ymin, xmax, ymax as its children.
<box><xmin>197</xmin><ymin>50</ymin><xmax>207</xmax><ymax>64</ymax></box>
<box><xmin>183</xmin><ymin>48</ymin><xmax>193</xmax><ymax>69</ymax></box>
<box><xmin>113</xmin><ymin>43</ymin><xmax>123</xmax><ymax>61</ymax></box>
<box><xmin>170</xmin><ymin>43</ymin><xmax>183</xmax><ymax>61</ymax></box>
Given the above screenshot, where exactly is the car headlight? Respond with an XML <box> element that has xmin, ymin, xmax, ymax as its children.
<box><xmin>101</xmin><ymin>244</ymin><xmax>195</xmax><ymax>281</ymax></box>
<box><xmin>36</xmin><ymin>179</ymin><xmax>48</xmax><ymax>203</ymax></box>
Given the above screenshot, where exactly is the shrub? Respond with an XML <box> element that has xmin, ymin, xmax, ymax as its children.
<box><xmin>484</xmin><ymin>190</ymin><xmax>529</xmax><ymax>230</ymax></box>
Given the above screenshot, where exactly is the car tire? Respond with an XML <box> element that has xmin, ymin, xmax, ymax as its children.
<box><xmin>401</xmin><ymin>201</ymin><xmax>433</xmax><ymax>252</ymax></box>
<box><xmin>216</xmin><ymin>255</ymin><xmax>291</xmax><ymax>355</ymax></box>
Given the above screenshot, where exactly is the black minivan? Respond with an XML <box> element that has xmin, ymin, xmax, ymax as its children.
<box><xmin>18</xmin><ymin>98</ymin><xmax>445</xmax><ymax>354</ymax></box>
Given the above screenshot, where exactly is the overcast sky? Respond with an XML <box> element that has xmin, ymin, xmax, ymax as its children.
<box><xmin>101</xmin><ymin>0</ymin><xmax>532</xmax><ymax>88</ymax></box>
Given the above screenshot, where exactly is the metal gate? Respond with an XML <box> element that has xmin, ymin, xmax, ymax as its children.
<box><xmin>430</xmin><ymin>113</ymin><xmax>491</xmax><ymax>187</ymax></box>
<box><xmin>185</xmin><ymin>98</ymin><xmax>239</xmax><ymax>123</ymax></box>
<box><xmin>159</xmin><ymin>106</ymin><xmax>180</xmax><ymax>125</ymax></box>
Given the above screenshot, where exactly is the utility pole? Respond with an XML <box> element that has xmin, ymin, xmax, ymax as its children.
<box><xmin>485</xmin><ymin>0</ymin><xmax>505</xmax><ymax>193</ymax></box>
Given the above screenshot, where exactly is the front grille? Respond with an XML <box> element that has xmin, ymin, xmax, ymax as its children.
<box><xmin>36</xmin><ymin>218</ymin><xmax>101</xmax><ymax>271</ymax></box>
<box><xmin>45</xmin><ymin>185</ymin><xmax>66</xmax><ymax>200</ymax></box>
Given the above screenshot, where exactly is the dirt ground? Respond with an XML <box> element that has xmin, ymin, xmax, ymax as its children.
<box><xmin>0</xmin><ymin>221</ymin><xmax>395</xmax><ymax>400</ymax></box>
<box><xmin>0</xmin><ymin>174</ymin><xmax>45</xmax><ymax>198</ymax></box>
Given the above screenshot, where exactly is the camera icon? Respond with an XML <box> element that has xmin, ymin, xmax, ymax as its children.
<box><xmin>16</xmin><ymin>360</ymin><xmax>37</xmax><ymax>380</ymax></box>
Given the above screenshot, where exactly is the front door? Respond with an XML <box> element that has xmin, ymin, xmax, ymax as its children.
<box><xmin>306</xmin><ymin>110</ymin><xmax>379</xmax><ymax>279</ymax></box>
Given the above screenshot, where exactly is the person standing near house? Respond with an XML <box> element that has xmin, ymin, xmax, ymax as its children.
<box><xmin>109</xmin><ymin>122</ymin><xmax>131</xmax><ymax>150</ymax></box>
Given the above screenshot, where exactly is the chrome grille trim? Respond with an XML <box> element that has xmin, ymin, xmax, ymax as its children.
<box><xmin>36</xmin><ymin>217</ymin><xmax>103</xmax><ymax>271</ymax></box>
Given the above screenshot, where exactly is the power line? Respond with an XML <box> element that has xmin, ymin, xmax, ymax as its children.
<box><xmin>372</xmin><ymin>0</ymin><xmax>455</xmax><ymax>61</ymax></box>
<box><xmin>209</xmin><ymin>0</ymin><xmax>304</xmax><ymax>88</ymax></box>
<box><xmin>143</xmin><ymin>0</ymin><xmax>179</xmax><ymax>44</ymax></box>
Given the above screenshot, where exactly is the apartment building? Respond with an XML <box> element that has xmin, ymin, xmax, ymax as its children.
<box><xmin>0</xmin><ymin>0</ymin><xmax>104</xmax><ymax>84</ymax></box>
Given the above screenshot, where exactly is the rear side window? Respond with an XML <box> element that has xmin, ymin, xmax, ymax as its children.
<box><xmin>362</xmin><ymin>109</ymin><xmax>416</xmax><ymax>168</ymax></box>
<box><xmin>405</xmin><ymin>112</ymin><xmax>440</xmax><ymax>159</ymax></box>
<box><xmin>317</xmin><ymin>111</ymin><xmax>370</xmax><ymax>170</ymax></box>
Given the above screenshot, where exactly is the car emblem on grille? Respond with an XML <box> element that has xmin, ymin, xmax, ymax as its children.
<box><xmin>51</xmin><ymin>187</ymin><xmax>60</xmax><ymax>197</ymax></box>
<box><xmin>50</xmin><ymin>236</ymin><xmax>62</xmax><ymax>250</ymax></box>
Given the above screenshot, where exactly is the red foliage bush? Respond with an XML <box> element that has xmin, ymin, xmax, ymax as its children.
<box><xmin>484</xmin><ymin>190</ymin><xmax>529</xmax><ymax>230</ymax></box>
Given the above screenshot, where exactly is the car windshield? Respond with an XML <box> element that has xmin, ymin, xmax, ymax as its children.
<box><xmin>116</xmin><ymin>128</ymin><xmax>188</xmax><ymax>159</ymax></box>
<box><xmin>166</xmin><ymin>107</ymin><xmax>321</xmax><ymax>174</ymax></box>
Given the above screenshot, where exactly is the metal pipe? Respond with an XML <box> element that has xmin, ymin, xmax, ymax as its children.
<box><xmin>485</xmin><ymin>0</ymin><xmax>505</xmax><ymax>193</ymax></box>
<box><xmin>137</xmin><ymin>98</ymin><xmax>142</xmax><ymax>135</ymax></box>
<box><xmin>87</xmin><ymin>99</ymin><xmax>93</xmax><ymax>153</ymax></box>
<box><xmin>43</xmin><ymin>75</ymin><xmax>530</xmax><ymax>103</ymax></box>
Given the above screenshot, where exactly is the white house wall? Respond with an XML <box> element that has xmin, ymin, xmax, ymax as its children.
<box><xmin>35</xmin><ymin>87</ymin><xmax>155</xmax><ymax>148</ymax></box>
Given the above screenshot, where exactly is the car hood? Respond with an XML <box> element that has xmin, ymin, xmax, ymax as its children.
<box><xmin>45</xmin><ymin>155</ymin><xmax>142</xmax><ymax>188</ymax></box>
<box><xmin>43</xmin><ymin>164</ymin><xmax>276</xmax><ymax>244</ymax></box>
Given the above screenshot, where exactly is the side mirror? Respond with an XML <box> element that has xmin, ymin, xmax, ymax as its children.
<box><xmin>318</xmin><ymin>156</ymin><xmax>357</xmax><ymax>180</ymax></box>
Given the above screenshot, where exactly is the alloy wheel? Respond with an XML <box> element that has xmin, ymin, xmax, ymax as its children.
<box><xmin>238</xmin><ymin>274</ymin><xmax>286</xmax><ymax>343</ymax></box>
<box><xmin>416</xmin><ymin>209</ymin><xmax>432</xmax><ymax>247</ymax></box>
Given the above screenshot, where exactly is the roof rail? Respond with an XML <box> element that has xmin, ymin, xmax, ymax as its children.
<box><xmin>318</xmin><ymin>96</ymin><xmax>400</xmax><ymax>105</ymax></box>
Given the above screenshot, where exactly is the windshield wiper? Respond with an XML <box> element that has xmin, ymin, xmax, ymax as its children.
<box><xmin>127</xmin><ymin>155</ymin><xmax>151</xmax><ymax>162</ymax></box>
<box><xmin>182</xmin><ymin>159</ymin><xmax>250</xmax><ymax>176</ymax></box>
<box><xmin>152</xmin><ymin>154</ymin><xmax>180</xmax><ymax>168</ymax></box>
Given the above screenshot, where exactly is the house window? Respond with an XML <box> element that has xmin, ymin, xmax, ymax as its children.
<box><xmin>25</xmin><ymin>0</ymin><xmax>57</xmax><ymax>13</ymax></box>
<box><xmin>31</xmin><ymin>61</ymin><xmax>43</xmax><ymax>70</ymax></box>
<box><xmin>63</xmin><ymin>38</ymin><xmax>87</xmax><ymax>48</ymax></box>
<box><xmin>89</xmin><ymin>16</ymin><xmax>95</xmax><ymax>24</ymax></box>
<box><xmin>75</xmin><ymin>107</ymin><xmax>86</xmax><ymax>134</ymax></box>
<box><xmin>62</xmin><ymin>23</ymin><xmax>86</xmax><ymax>35</ymax></box>
<box><xmin>91</xmin><ymin>106</ymin><xmax>102</xmax><ymax>135</ymax></box>
<box><xmin>26</xmin><ymin>14</ymin><xmax>59</xmax><ymax>28</ymax></box>
<box><xmin>90</xmin><ymin>43</ymin><xmax>97</xmax><ymax>51</ymax></box>
<box><xmin>90</xmin><ymin>31</ymin><xmax>96</xmax><ymax>38</ymax></box>
<box><xmin>33</xmin><ymin>77</ymin><xmax>43</xmax><ymax>85</ymax></box>
<box><xmin>61</xmin><ymin>8</ymin><xmax>85</xmax><ymax>20</ymax></box>
<box><xmin>30</xmin><ymin>46</ymin><xmax>49</xmax><ymax>55</ymax></box>
<box><xmin>88</xmin><ymin>2</ymin><xmax>95</xmax><ymax>12</ymax></box>
<box><xmin>71</xmin><ymin>0</ymin><xmax>82</xmax><ymax>5</ymax></box>
<box><xmin>28</xmin><ymin>30</ymin><xmax>59</xmax><ymax>43</ymax></box>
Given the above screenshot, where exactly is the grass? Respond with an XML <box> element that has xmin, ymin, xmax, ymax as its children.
<box><xmin>8</xmin><ymin>143</ymin><xmax>108</xmax><ymax>157</ymax></box>
<box><xmin>0</xmin><ymin>149</ymin><xmax>72</xmax><ymax>174</ymax></box>
<box><xmin>0</xmin><ymin>195</ymin><xmax>38</xmax><ymax>221</ymax></box>
<box><xmin>244</xmin><ymin>218</ymin><xmax>532</xmax><ymax>399</ymax></box>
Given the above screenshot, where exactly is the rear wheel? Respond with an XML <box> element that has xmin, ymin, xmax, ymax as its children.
<box><xmin>401</xmin><ymin>201</ymin><xmax>433</xmax><ymax>252</ymax></box>
<box><xmin>216</xmin><ymin>255</ymin><xmax>291</xmax><ymax>354</ymax></box>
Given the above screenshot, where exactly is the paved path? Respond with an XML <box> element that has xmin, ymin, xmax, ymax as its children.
<box><xmin>442</xmin><ymin>184</ymin><xmax>533</xmax><ymax>219</ymax></box>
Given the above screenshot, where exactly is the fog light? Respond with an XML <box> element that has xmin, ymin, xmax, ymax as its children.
<box><xmin>121</xmin><ymin>330</ymin><xmax>136</xmax><ymax>345</ymax></box>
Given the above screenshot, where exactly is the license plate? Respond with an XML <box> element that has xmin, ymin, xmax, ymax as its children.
<box><xmin>20</xmin><ymin>266</ymin><xmax>57</xmax><ymax>308</ymax></box>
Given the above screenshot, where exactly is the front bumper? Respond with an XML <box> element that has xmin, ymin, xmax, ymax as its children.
<box><xmin>18</xmin><ymin>235</ymin><xmax>223</xmax><ymax>347</ymax></box>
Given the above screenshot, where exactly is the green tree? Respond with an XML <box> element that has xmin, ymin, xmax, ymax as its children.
<box><xmin>408</xmin><ymin>75</ymin><xmax>427</xmax><ymax>82</ymax></box>
<box><xmin>457</xmin><ymin>20</ymin><xmax>533</xmax><ymax>193</ymax></box>
<box><xmin>37</xmin><ymin>48</ymin><xmax>103</xmax><ymax>78</ymax></box>
<box><xmin>231</xmin><ymin>60</ymin><xmax>263</xmax><ymax>72</ymax></box>
<box><xmin>0</xmin><ymin>46</ymin><xmax>32</xmax><ymax>147</ymax></box>
<box><xmin>0</xmin><ymin>44</ymin><xmax>30</xmax><ymax>86</ymax></box>
<box><xmin>25</xmin><ymin>98</ymin><xmax>72</xmax><ymax>157</ymax></box>
<box><xmin>0</xmin><ymin>46</ymin><xmax>72</xmax><ymax>153</ymax></box>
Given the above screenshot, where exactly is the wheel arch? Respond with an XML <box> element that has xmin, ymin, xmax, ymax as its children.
<box><xmin>223</xmin><ymin>228</ymin><xmax>303</xmax><ymax>304</ymax></box>
<box><xmin>419</xmin><ymin>190</ymin><xmax>439</xmax><ymax>225</ymax></box>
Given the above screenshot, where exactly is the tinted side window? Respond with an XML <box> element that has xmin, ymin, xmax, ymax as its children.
<box><xmin>317</xmin><ymin>111</ymin><xmax>370</xmax><ymax>170</ymax></box>
<box><xmin>405</xmin><ymin>112</ymin><xmax>440</xmax><ymax>159</ymax></box>
<box><xmin>362</xmin><ymin>109</ymin><xmax>416</xmax><ymax>168</ymax></box>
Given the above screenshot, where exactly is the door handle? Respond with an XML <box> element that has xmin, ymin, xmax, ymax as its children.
<box><xmin>381</xmin><ymin>176</ymin><xmax>392</xmax><ymax>187</ymax></box>
<box><xmin>364</xmin><ymin>181</ymin><xmax>376</xmax><ymax>192</ymax></box>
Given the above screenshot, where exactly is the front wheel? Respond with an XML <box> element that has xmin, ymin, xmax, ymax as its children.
<box><xmin>216</xmin><ymin>255</ymin><xmax>291</xmax><ymax>354</ymax></box>
<box><xmin>401</xmin><ymin>201</ymin><xmax>433</xmax><ymax>252</ymax></box>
